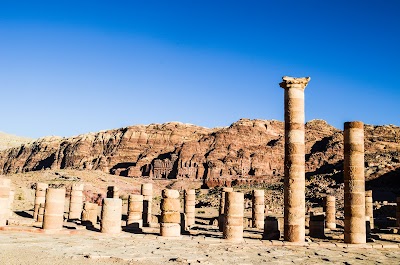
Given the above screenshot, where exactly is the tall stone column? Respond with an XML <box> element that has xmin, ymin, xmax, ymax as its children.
<box><xmin>252</xmin><ymin>190</ymin><xmax>265</xmax><ymax>229</ymax></box>
<box><xmin>101</xmin><ymin>198</ymin><xmax>122</xmax><ymax>234</ymax></box>
<box><xmin>42</xmin><ymin>188</ymin><xmax>66</xmax><ymax>231</ymax></box>
<box><xmin>218</xmin><ymin>187</ymin><xmax>234</xmax><ymax>232</ymax></box>
<box><xmin>0</xmin><ymin>178</ymin><xmax>11</xmax><ymax>226</ymax></box>
<box><xmin>127</xmin><ymin>194</ymin><xmax>143</xmax><ymax>228</ymax></box>
<box><xmin>365</xmin><ymin>190</ymin><xmax>374</xmax><ymax>230</ymax></box>
<box><xmin>280</xmin><ymin>76</ymin><xmax>310</xmax><ymax>242</ymax></box>
<box><xmin>223</xmin><ymin>192</ymin><xmax>244</xmax><ymax>241</ymax></box>
<box><xmin>160</xmin><ymin>189</ymin><xmax>181</xmax><ymax>237</ymax></box>
<box><xmin>184</xmin><ymin>189</ymin><xmax>196</xmax><ymax>229</ymax></box>
<box><xmin>33</xmin><ymin>183</ymin><xmax>48</xmax><ymax>221</ymax></box>
<box><xmin>68</xmin><ymin>183</ymin><xmax>84</xmax><ymax>220</ymax></box>
<box><xmin>141</xmin><ymin>183</ymin><xmax>153</xmax><ymax>226</ymax></box>
<box><xmin>324</xmin><ymin>195</ymin><xmax>336</xmax><ymax>229</ymax></box>
<box><xmin>344</xmin><ymin>121</ymin><xmax>366</xmax><ymax>244</ymax></box>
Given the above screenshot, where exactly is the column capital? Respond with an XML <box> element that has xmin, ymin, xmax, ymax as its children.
<box><xmin>279</xmin><ymin>76</ymin><xmax>311</xmax><ymax>90</ymax></box>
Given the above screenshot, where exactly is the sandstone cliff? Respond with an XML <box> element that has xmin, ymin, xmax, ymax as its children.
<box><xmin>0</xmin><ymin>131</ymin><xmax>33</xmax><ymax>151</ymax></box>
<box><xmin>0</xmin><ymin>119</ymin><xmax>399</xmax><ymax>188</ymax></box>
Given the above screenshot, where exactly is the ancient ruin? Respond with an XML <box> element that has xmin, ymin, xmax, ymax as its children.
<box><xmin>218</xmin><ymin>187</ymin><xmax>234</xmax><ymax>232</ymax></box>
<box><xmin>141</xmin><ymin>183</ymin><xmax>153</xmax><ymax>227</ymax></box>
<box><xmin>252</xmin><ymin>189</ymin><xmax>264</xmax><ymax>229</ymax></box>
<box><xmin>344</xmin><ymin>121</ymin><xmax>366</xmax><ymax>244</ymax></box>
<box><xmin>280</xmin><ymin>76</ymin><xmax>310</xmax><ymax>242</ymax></box>
<box><xmin>160</xmin><ymin>189</ymin><xmax>181</xmax><ymax>237</ymax></box>
<box><xmin>184</xmin><ymin>189</ymin><xmax>196</xmax><ymax>228</ymax></box>
<box><xmin>223</xmin><ymin>191</ymin><xmax>244</xmax><ymax>241</ymax></box>
<box><xmin>365</xmin><ymin>190</ymin><xmax>374</xmax><ymax>230</ymax></box>
<box><xmin>324</xmin><ymin>195</ymin><xmax>336</xmax><ymax>229</ymax></box>
<box><xmin>127</xmin><ymin>194</ymin><xmax>143</xmax><ymax>228</ymax></box>
<box><xmin>68</xmin><ymin>183</ymin><xmax>84</xmax><ymax>220</ymax></box>
<box><xmin>42</xmin><ymin>188</ymin><xmax>66</xmax><ymax>230</ymax></box>
<box><xmin>0</xmin><ymin>178</ymin><xmax>11</xmax><ymax>226</ymax></box>
<box><xmin>100</xmin><ymin>198</ymin><xmax>122</xmax><ymax>234</ymax></box>
<box><xmin>81</xmin><ymin>202</ymin><xmax>98</xmax><ymax>226</ymax></box>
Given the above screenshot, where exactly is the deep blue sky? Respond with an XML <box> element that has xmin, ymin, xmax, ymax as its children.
<box><xmin>1</xmin><ymin>1</ymin><xmax>399</xmax><ymax>138</ymax></box>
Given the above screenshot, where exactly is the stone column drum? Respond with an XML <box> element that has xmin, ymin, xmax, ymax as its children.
<box><xmin>184</xmin><ymin>189</ymin><xmax>196</xmax><ymax>228</ymax></box>
<box><xmin>141</xmin><ymin>183</ymin><xmax>153</xmax><ymax>226</ymax></box>
<box><xmin>127</xmin><ymin>194</ymin><xmax>143</xmax><ymax>228</ymax></box>
<box><xmin>344</xmin><ymin>121</ymin><xmax>366</xmax><ymax>244</ymax></box>
<box><xmin>0</xmin><ymin>178</ymin><xmax>11</xmax><ymax>226</ymax></box>
<box><xmin>82</xmin><ymin>202</ymin><xmax>98</xmax><ymax>226</ymax></box>
<box><xmin>68</xmin><ymin>183</ymin><xmax>84</xmax><ymax>220</ymax></box>
<box><xmin>37</xmin><ymin>203</ymin><xmax>45</xmax><ymax>222</ymax></box>
<box><xmin>223</xmin><ymin>192</ymin><xmax>244</xmax><ymax>241</ymax></box>
<box><xmin>252</xmin><ymin>189</ymin><xmax>265</xmax><ymax>229</ymax></box>
<box><xmin>365</xmin><ymin>190</ymin><xmax>374</xmax><ymax>230</ymax></box>
<box><xmin>33</xmin><ymin>183</ymin><xmax>48</xmax><ymax>221</ymax></box>
<box><xmin>160</xmin><ymin>189</ymin><xmax>181</xmax><ymax>237</ymax></box>
<box><xmin>218</xmin><ymin>187</ymin><xmax>234</xmax><ymax>232</ymax></box>
<box><xmin>324</xmin><ymin>195</ymin><xmax>336</xmax><ymax>229</ymax></box>
<box><xmin>280</xmin><ymin>76</ymin><xmax>310</xmax><ymax>242</ymax></box>
<box><xmin>100</xmin><ymin>198</ymin><xmax>122</xmax><ymax>234</ymax></box>
<box><xmin>42</xmin><ymin>188</ymin><xmax>66</xmax><ymax>230</ymax></box>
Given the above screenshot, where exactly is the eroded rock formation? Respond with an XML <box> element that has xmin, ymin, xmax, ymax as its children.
<box><xmin>0</xmin><ymin>119</ymin><xmax>399</xmax><ymax>188</ymax></box>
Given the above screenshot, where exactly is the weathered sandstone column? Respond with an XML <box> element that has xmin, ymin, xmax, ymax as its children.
<box><xmin>280</xmin><ymin>76</ymin><xmax>310</xmax><ymax>242</ymax></box>
<box><xmin>252</xmin><ymin>190</ymin><xmax>265</xmax><ymax>229</ymax></box>
<box><xmin>263</xmin><ymin>216</ymin><xmax>281</xmax><ymax>240</ymax></box>
<box><xmin>309</xmin><ymin>213</ymin><xmax>325</xmax><ymax>238</ymax></box>
<box><xmin>42</xmin><ymin>188</ymin><xmax>66</xmax><ymax>230</ymax></box>
<box><xmin>344</xmin><ymin>121</ymin><xmax>366</xmax><ymax>244</ymax></box>
<box><xmin>218</xmin><ymin>187</ymin><xmax>234</xmax><ymax>232</ymax></box>
<box><xmin>160</xmin><ymin>189</ymin><xmax>181</xmax><ymax>237</ymax></box>
<box><xmin>324</xmin><ymin>195</ymin><xmax>336</xmax><ymax>229</ymax></box>
<box><xmin>101</xmin><ymin>198</ymin><xmax>122</xmax><ymax>234</ymax></box>
<box><xmin>184</xmin><ymin>189</ymin><xmax>196</xmax><ymax>229</ymax></box>
<box><xmin>37</xmin><ymin>203</ymin><xmax>45</xmax><ymax>222</ymax></box>
<box><xmin>82</xmin><ymin>202</ymin><xmax>98</xmax><ymax>226</ymax></box>
<box><xmin>33</xmin><ymin>183</ymin><xmax>48</xmax><ymax>221</ymax></box>
<box><xmin>68</xmin><ymin>183</ymin><xmax>84</xmax><ymax>220</ymax></box>
<box><xmin>107</xmin><ymin>186</ymin><xmax>119</xmax><ymax>199</ymax></box>
<box><xmin>0</xmin><ymin>178</ymin><xmax>11</xmax><ymax>226</ymax></box>
<box><xmin>127</xmin><ymin>194</ymin><xmax>143</xmax><ymax>228</ymax></box>
<box><xmin>397</xmin><ymin>197</ymin><xmax>400</xmax><ymax>227</ymax></box>
<box><xmin>141</xmin><ymin>183</ymin><xmax>153</xmax><ymax>226</ymax></box>
<box><xmin>223</xmin><ymin>192</ymin><xmax>244</xmax><ymax>241</ymax></box>
<box><xmin>365</xmin><ymin>190</ymin><xmax>374</xmax><ymax>229</ymax></box>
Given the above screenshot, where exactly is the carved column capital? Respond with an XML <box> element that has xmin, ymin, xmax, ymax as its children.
<box><xmin>279</xmin><ymin>76</ymin><xmax>311</xmax><ymax>90</ymax></box>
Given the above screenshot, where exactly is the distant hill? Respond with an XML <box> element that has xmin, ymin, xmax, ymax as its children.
<box><xmin>0</xmin><ymin>131</ymin><xmax>33</xmax><ymax>151</ymax></box>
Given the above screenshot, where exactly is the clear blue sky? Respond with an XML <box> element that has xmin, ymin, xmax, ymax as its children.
<box><xmin>1</xmin><ymin>1</ymin><xmax>399</xmax><ymax>138</ymax></box>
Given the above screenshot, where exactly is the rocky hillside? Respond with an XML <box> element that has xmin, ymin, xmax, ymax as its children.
<box><xmin>0</xmin><ymin>131</ymin><xmax>33</xmax><ymax>151</ymax></box>
<box><xmin>0</xmin><ymin>119</ymin><xmax>399</xmax><ymax>190</ymax></box>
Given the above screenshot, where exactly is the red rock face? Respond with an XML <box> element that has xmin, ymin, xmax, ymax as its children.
<box><xmin>0</xmin><ymin>119</ymin><xmax>399</xmax><ymax>188</ymax></box>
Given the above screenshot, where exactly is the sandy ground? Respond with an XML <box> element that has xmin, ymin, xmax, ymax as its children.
<box><xmin>2</xmin><ymin>169</ymin><xmax>400</xmax><ymax>264</ymax></box>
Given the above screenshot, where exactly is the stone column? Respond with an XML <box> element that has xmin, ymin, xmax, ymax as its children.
<box><xmin>252</xmin><ymin>190</ymin><xmax>265</xmax><ymax>229</ymax></box>
<box><xmin>280</xmin><ymin>76</ymin><xmax>310</xmax><ymax>242</ymax></box>
<box><xmin>365</xmin><ymin>190</ymin><xmax>374</xmax><ymax>230</ymax></box>
<box><xmin>127</xmin><ymin>194</ymin><xmax>143</xmax><ymax>228</ymax></box>
<box><xmin>141</xmin><ymin>183</ymin><xmax>153</xmax><ymax>226</ymax></box>
<box><xmin>160</xmin><ymin>189</ymin><xmax>181</xmax><ymax>237</ymax></box>
<box><xmin>82</xmin><ymin>202</ymin><xmax>98</xmax><ymax>226</ymax></box>
<box><xmin>100</xmin><ymin>198</ymin><xmax>122</xmax><ymax>234</ymax></box>
<box><xmin>37</xmin><ymin>203</ymin><xmax>45</xmax><ymax>222</ymax></box>
<box><xmin>68</xmin><ymin>183</ymin><xmax>84</xmax><ymax>220</ymax></box>
<box><xmin>107</xmin><ymin>186</ymin><xmax>119</xmax><ymax>199</ymax></box>
<box><xmin>344</xmin><ymin>121</ymin><xmax>366</xmax><ymax>244</ymax></box>
<box><xmin>42</xmin><ymin>188</ymin><xmax>66</xmax><ymax>231</ymax></box>
<box><xmin>33</xmin><ymin>183</ymin><xmax>48</xmax><ymax>221</ymax></box>
<box><xmin>223</xmin><ymin>192</ymin><xmax>244</xmax><ymax>241</ymax></box>
<box><xmin>184</xmin><ymin>189</ymin><xmax>196</xmax><ymax>229</ymax></box>
<box><xmin>218</xmin><ymin>187</ymin><xmax>234</xmax><ymax>232</ymax></box>
<box><xmin>9</xmin><ymin>187</ymin><xmax>15</xmax><ymax>218</ymax></box>
<box><xmin>324</xmin><ymin>195</ymin><xmax>336</xmax><ymax>229</ymax></box>
<box><xmin>0</xmin><ymin>178</ymin><xmax>11</xmax><ymax>226</ymax></box>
